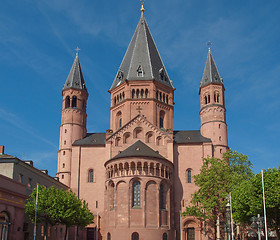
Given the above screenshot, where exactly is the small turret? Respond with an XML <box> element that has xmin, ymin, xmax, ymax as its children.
<box><xmin>57</xmin><ymin>52</ymin><xmax>88</xmax><ymax>186</ymax></box>
<box><xmin>199</xmin><ymin>48</ymin><xmax>228</xmax><ymax>158</ymax></box>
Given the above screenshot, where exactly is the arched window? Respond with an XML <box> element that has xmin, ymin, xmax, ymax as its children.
<box><xmin>208</xmin><ymin>95</ymin><xmax>210</xmax><ymax>103</ymax></box>
<box><xmin>159</xmin><ymin>184</ymin><xmax>166</xmax><ymax>210</ymax></box>
<box><xmin>160</xmin><ymin>92</ymin><xmax>162</xmax><ymax>101</ymax></box>
<box><xmin>109</xmin><ymin>182</ymin><xmax>115</xmax><ymax>209</ymax></box>
<box><xmin>141</xmin><ymin>89</ymin><xmax>144</xmax><ymax>98</ymax></box>
<box><xmin>107</xmin><ymin>232</ymin><xmax>111</xmax><ymax>240</ymax></box>
<box><xmin>163</xmin><ymin>233</ymin><xmax>168</xmax><ymax>240</ymax></box>
<box><xmin>156</xmin><ymin>91</ymin><xmax>159</xmax><ymax>100</ymax></box>
<box><xmin>0</xmin><ymin>212</ymin><xmax>10</xmax><ymax>240</ymax></box>
<box><xmin>163</xmin><ymin>93</ymin><xmax>166</xmax><ymax>103</ymax></box>
<box><xmin>116</xmin><ymin>111</ymin><xmax>122</xmax><ymax>129</ymax></box>
<box><xmin>204</xmin><ymin>96</ymin><xmax>207</xmax><ymax>104</ymax></box>
<box><xmin>133</xmin><ymin>181</ymin><xmax>141</xmax><ymax>207</ymax></box>
<box><xmin>119</xmin><ymin>118</ymin><xmax>122</xmax><ymax>128</ymax></box>
<box><xmin>160</xmin><ymin>111</ymin><xmax>165</xmax><ymax>129</ymax></box>
<box><xmin>132</xmin><ymin>232</ymin><xmax>139</xmax><ymax>240</ymax></box>
<box><xmin>88</xmin><ymin>169</ymin><xmax>94</xmax><ymax>182</ymax></box>
<box><xmin>187</xmin><ymin>169</ymin><xmax>191</xmax><ymax>183</ymax></box>
<box><xmin>72</xmin><ymin>96</ymin><xmax>77</xmax><ymax>108</ymax></box>
<box><xmin>132</xmin><ymin>89</ymin><xmax>135</xmax><ymax>99</ymax></box>
<box><xmin>137</xmin><ymin>65</ymin><xmax>144</xmax><ymax>77</ymax></box>
<box><xmin>136</xmin><ymin>89</ymin><xmax>139</xmax><ymax>98</ymax></box>
<box><xmin>65</xmin><ymin>96</ymin><xmax>70</xmax><ymax>108</ymax></box>
<box><xmin>145</xmin><ymin>89</ymin><xmax>148</xmax><ymax>98</ymax></box>
<box><xmin>166</xmin><ymin>95</ymin><xmax>169</xmax><ymax>104</ymax></box>
<box><xmin>114</xmin><ymin>97</ymin><xmax>116</xmax><ymax>105</ymax></box>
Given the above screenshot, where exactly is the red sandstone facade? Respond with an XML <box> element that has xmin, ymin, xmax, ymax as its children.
<box><xmin>56</xmin><ymin>7</ymin><xmax>228</xmax><ymax>240</ymax></box>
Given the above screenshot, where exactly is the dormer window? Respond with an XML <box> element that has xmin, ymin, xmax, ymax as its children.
<box><xmin>137</xmin><ymin>65</ymin><xmax>144</xmax><ymax>77</ymax></box>
<box><xmin>117</xmin><ymin>71</ymin><xmax>124</xmax><ymax>80</ymax></box>
<box><xmin>159</xmin><ymin>68</ymin><xmax>165</xmax><ymax>81</ymax></box>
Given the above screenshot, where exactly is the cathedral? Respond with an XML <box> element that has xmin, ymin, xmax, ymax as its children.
<box><xmin>56</xmin><ymin>4</ymin><xmax>228</xmax><ymax>240</ymax></box>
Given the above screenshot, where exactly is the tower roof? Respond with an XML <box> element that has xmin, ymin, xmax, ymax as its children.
<box><xmin>200</xmin><ymin>49</ymin><xmax>223</xmax><ymax>88</ymax></box>
<box><xmin>110</xmin><ymin>9</ymin><xmax>173</xmax><ymax>90</ymax></box>
<box><xmin>63</xmin><ymin>53</ymin><xmax>87</xmax><ymax>92</ymax></box>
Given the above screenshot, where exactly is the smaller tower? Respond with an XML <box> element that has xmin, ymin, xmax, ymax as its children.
<box><xmin>199</xmin><ymin>48</ymin><xmax>228</xmax><ymax>158</ymax></box>
<box><xmin>57</xmin><ymin>52</ymin><xmax>88</xmax><ymax>186</ymax></box>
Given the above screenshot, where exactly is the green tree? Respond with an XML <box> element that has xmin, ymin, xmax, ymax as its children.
<box><xmin>25</xmin><ymin>185</ymin><xmax>94</xmax><ymax>240</ymax></box>
<box><xmin>232</xmin><ymin>167</ymin><xmax>280</xmax><ymax>239</ymax></box>
<box><xmin>183</xmin><ymin>149</ymin><xmax>253</xmax><ymax>238</ymax></box>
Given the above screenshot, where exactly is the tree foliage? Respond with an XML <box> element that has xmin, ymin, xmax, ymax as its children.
<box><xmin>25</xmin><ymin>185</ymin><xmax>94</xmax><ymax>240</ymax></box>
<box><xmin>232</xmin><ymin>167</ymin><xmax>280</xmax><ymax>239</ymax></box>
<box><xmin>182</xmin><ymin>149</ymin><xmax>253</xmax><ymax>237</ymax></box>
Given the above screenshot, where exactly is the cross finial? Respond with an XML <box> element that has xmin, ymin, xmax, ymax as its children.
<box><xmin>75</xmin><ymin>46</ymin><xmax>80</xmax><ymax>56</ymax></box>
<box><xmin>140</xmin><ymin>0</ymin><xmax>145</xmax><ymax>13</ymax></box>
<box><xmin>207</xmin><ymin>41</ymin><xmax>212</xmax><ymax>51</ymax></box>
<box><xmin>136</xmin><ymin>106</ymin><xmax>142</xmax><ymax>114</ymax></box>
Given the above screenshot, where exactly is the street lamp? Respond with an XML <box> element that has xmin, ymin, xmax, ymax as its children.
<box><xmin>225</xmin><ymin>202</ymin><xmax>231</xmax><ymax>240</ymax></box>
<box><xmin>250</xmin><ymin>214</ymin><xmax>264</xmax><ymax>240</ymax></box>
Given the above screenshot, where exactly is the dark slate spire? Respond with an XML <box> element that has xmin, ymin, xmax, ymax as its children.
<box><xmin>200</xmin><ymin>48</ymin><xmax>223</xmax><ymax>88</ymax></box>
<box><xmin>110</xmin><ymin>7</ymin><xmax>173</xmax><ymax>90</ymax></box>
<box><xmin>63</xmin><ymin>53</ymin><xmax>87</xmax><ymax>92</ymax></box>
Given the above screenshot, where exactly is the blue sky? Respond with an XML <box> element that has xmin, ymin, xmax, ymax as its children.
<box><xmin>0</xmin><ymin>0</ymin><xmax>279</xmax><ymax>177</ymax></box>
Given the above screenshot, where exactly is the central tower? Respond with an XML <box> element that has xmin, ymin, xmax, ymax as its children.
<box><xmin>109</xmin><ymin>5</ymin><xmax>175</xmax><ymax>133</ymax></box>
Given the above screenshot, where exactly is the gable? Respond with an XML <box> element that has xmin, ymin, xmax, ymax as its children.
<box><xmin>106</xmin><ymin>115</ymin><xmax>173</xmax><ymax>160</ymax></box>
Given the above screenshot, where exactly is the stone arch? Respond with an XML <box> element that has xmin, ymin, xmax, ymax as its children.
<box><xmin>130</xmin><ymin>178</ymin><xmax>142</xmax><ymax>207</ymax></box>
<box><xmin>0</xmin><ymin>211</ymin><xmax>10</xmax><ymax>240</ymax></box>
<box><xmin>133</xmin><ymin>127</ymin><xmax>143</xmax><ymax>139</ymax></box>
<box><xmin>115</xmin><ymin>137</ymin><xmax>121</xmax><ymax>147</ymax></box>
<box><xmin>155</xmin><ymin>163</ymin><xmax>160</xmax><ymax>176</ymax></box>
<box><xmin>88</xmin><ymin>169</ymin><xmax>94</xmax><ymax>182</ymax></box>
<box><xmin>150</xmin><ymin>162</ymin><xmax>155</xmax><ymax>175</ymax></box>
<box><xmin>108</xmin><ymin>180</ymin><xmax>115</xmax><ymax>209</ymax></box>
<box><xmin>116</xmin><ymin>111</ymin><xmax>122</xmax><ymax>129</ymax></box>
<box><xmin>123</xmin><ymin>132</ymin><xmax>132</xmax><ymax>144</ymax></box>
<box><xmin>131</xmin><ymin>232</ymin><xmax>139</xmax><ymax>240</ymax></box>
<box><xmin>156</xmin><ymin>136</ymin><xmax>163</xmax><ymax>146</ymax></box>
<box><xmin>145</xmin><ymin>131</ymin><xmax>154</xmax><ymax>143</ymax></box>
<box><xmin>124</xmin><ymin>162</ymin><xmax>129</xmax><ymax>175</ymax></box>
<box><xmin>72</xmin><ymin>96</ymin><xmax>77</xmax><ymax>108</ymax></box>
<box><xmin>145</xmin><ymin>180</ymin><xmax>157</xmax><ymax>226</ymax></box>
<box><xmin>159</xmin><ymin>110</ymin><xmax>165</xmax><ymax>128</ymax></box>
<box><xmin>143</xmin><ymin>162</ymin><xmax>148</xmax><ymax>175</ymax></box>
<box><xmin>130</xmin><ymin>162</ymin><xmax>136</xmax><ymax>175</ymax></box>
<box><xmin>116</xmin><ymin>181</ymin><xmax>128</xmax><ymax>225</ymax></box>
<box><xmin>116</xmin><ymin>180</ymin><xmax>126</xmax><ymax>189</ymax></box>
<box><xmin>186</xmin><ymin>168</ymin><xmax>192</xmax><ymax>183</ymax></box>
<box><xmin>141</xmin><ymin>89</ymin><xmax>144</xmax><ymax>98</ymax></box>
<box><xmin>65</xmin><ymin>96</ymin><xmax>70</xmax><ymax>108</ymax></box>
<box><xmin>183</xmin><ymin>218</ymin><xmax>200</xmax><ymax>240</ymax></box>
<box><xmin>119</xmin><ymin>163</ymin><xmax>124</xmax><ymax>176</ymax></box>
<box><xmin>145</xmin><ymin>89</ymin><xmax>148</xmax><ymax>98</ymax></box>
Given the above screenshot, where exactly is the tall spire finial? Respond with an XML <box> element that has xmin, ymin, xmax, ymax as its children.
<box><xmin>140</xmin><ymin>0</ymin><xmax>145</xmax><ymax>13</ymax></box>
<box><xmin>75</xmin><ymin>46</ymin><xmax>80</xmax><ymax>56</ymax></box>
<box><xmin>207</xmin><ymin>41</ymin><xmax>212</xmax><ymax>51</ymax></box>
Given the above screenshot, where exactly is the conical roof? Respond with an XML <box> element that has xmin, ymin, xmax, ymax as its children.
<box><xmin>110</xmin><ymin>11</ymin><xmax>173</xmax><ymax>90</ymax></box>
<box><xmin>111</xmin><ymin>140</ymin><xmax>166</xmax><ymax>160</ymax></box>
<box><xmin>63</xmin><ymin>54</ymin><xmax>87</xmax><ymax>92</ymax></box>
<box><xmin>200</xmin><ymin>49</ymin><xmax>223</xmax><ymax>88</ymax></box>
